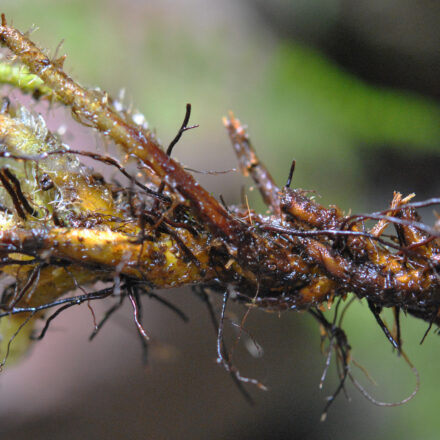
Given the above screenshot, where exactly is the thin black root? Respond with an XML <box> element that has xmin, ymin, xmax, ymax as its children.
<box><xmin>310</xmin><ymin>301</ymin><xmax>420</xmax><ymax>421</ymax></box>
<box><xmin>194</xmin><ymin>286</ymin><xmax>261</xmax><ymax>405</ymax></box>
<box><xmin>309</xmin><ymin>308</ymin><xmax>351</xmax><ymax>422</ymax></box>
<box><xmin>349</xmin><ymin>353</ymin><xmax>420</xmax><ymax>408</ymax></box>
<box><xmin>8</xmin><ymin>274</ymin><xmax>189</xmax><ymax>366</ymax></box>
<box><xmin>29</xmin><ymin>286</ymin><xmax>116</xmax><ymax>341</ymax></box>
<box><xmin>0</xmin><ymin>286</ymin><xmax>115</xmax><ymax>319</ymax></box>
<box><xmin>368</xmin><ymin>300</ymin><xmax>400</xmax><ymax>352</ymax></box>
<box><xmin>0</xmin><ymin>149</ymin><xmax>170</xmax><ymax>203</ymax></box>
<box><xmin>154</xmin><ymin>103</ymin><xmax>199</xmax><ymax>205</ymax></box>
<box><xmin>216</xmin><ymin>291</ymin><xmax>267</xmax><ymax>398</ymax></box>
<box><xmin>285</xmin><ymin>159</ymin><xmax>296</xmax><ymax>188</ymax></box>
<box><xmin>0</xmin><ymin>310</ymin><xmax>36</xmax><ymax>370</ymax></box>
<box><xmin>89</xmin><ymin>295</ymin><xmax>125</xmax><ymax>341</ymax></box>
<box><xmin>127</xmin><ymin>283</ymin><xmax>150</xmax><ymax>364</ymax></box>
<box><xmin>139</xmin><ymin>287</ymin><xmax>189</xmax><ymax>323</ymax></box>
<box><xmin>166</xmin><ymin>103</ymin><xmax>199</xmax><ymax>157</ymax></box>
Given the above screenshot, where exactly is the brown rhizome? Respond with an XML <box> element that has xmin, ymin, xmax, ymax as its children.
<box><xmin>0</xmin><ymin>14</ymin><xmax>439</xmax><ymax>419</ymax></box>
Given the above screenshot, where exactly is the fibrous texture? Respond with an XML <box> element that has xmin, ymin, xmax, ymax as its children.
<box><xmin>0</xmin><ymin>15</ymin><xmax>439</xmax><ymax>416</ymax></box>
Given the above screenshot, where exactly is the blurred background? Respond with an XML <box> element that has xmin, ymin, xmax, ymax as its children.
<box><xmin>1</xmin><ymin>0</ymin><xmax>440</xmax><ymax>438</ymax></box>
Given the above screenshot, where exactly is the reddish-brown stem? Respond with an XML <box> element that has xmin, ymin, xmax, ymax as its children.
<box><xmin>0</xmin><ymin>17</ymin><xmax>242</xmax><ymax>241</ymax></box>
<box><xmin>223</xmin><ymin>112</ymin><xmax>281</xmax><ymax>216</ymax></box>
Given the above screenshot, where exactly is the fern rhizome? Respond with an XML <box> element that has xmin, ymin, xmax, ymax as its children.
<box><xmin>0</xmin><ymin>14</ymin><xmax>439</xmax><ymax>418</ymax></box>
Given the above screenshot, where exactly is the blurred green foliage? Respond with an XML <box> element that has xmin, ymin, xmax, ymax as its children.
<box><xmin>2</xmin><ymin>1</ymin><xmax>440</xmax><ymax>439</ymax></box>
